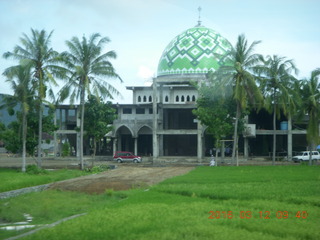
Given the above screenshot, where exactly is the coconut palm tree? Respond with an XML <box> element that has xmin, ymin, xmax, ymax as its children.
<box><xmin>58</xmin><ymin>33</ymin><xmax>122</xmax><ymax>170</ymax></box>
<box><xmin>300</xmin><ymin>68</ymin><xmax>320</xmax><ymax>165</ymax></box>
<box><xmin>3</xmin><ymin>29</ymin><xmax>63</xmax><ymax>168</ymax></box>
<box><xmin>255</xmin><ymin>55</ymin><xmax>298</xmax><ymax>165</ymax></box>
<box><xmin>208</xmin><ymin>34</ymin><xmax>263</xmax><ymax>164</ymax></box>
<box><xmin>2</xmin><ymin>65</ymin><xmax>33</xmax><ymax>172</ymax></box>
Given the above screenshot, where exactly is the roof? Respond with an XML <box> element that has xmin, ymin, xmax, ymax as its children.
<box><xmin>157</xmin><ymin>25</ymin><xmax>232</xmax><ymax>78</ymax></box>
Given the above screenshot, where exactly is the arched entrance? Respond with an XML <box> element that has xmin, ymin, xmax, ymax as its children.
<box><xmin>137</xmin><ymin>126</ymin><xmax>153</xmax><ymax>156</ymax></box>
<box><xmin>115</xmin><ymin>126</ymin><xmax>134</xmax><ymax>153</ymax></box>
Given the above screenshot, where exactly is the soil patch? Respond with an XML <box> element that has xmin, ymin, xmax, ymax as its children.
<box><xmin>48</xmin><ymin>166</ymin><xmax>194</xmax><ymax>194</ymax></box>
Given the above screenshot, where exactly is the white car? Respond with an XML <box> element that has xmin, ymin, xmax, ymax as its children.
<box><xmin>292</xmin><ymin>151</ymin><xmax>320</xmax><ymax>162</ymax></box>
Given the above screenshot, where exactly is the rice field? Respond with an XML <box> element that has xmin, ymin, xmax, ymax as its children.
<box><xmin>1</xmin><ymin>165</ymin><xmax>319</xmax><ymax>240</ymax></box>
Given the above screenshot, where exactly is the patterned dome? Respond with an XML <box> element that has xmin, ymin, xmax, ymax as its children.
<box><xmin>157</xmin><ymin>26</ymin><xmax>232</xmax><ymax>77</ymax></box>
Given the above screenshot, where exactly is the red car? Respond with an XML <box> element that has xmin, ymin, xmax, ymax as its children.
<box><xmin>113</xmin><ymin>151</ymin><xmax>142</xmax><ymax>163</ymax></box>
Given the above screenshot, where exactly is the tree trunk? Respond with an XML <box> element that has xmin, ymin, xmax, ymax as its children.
<box><xmin>37</xmin><ymin>103</ymin><xmax>43</xmax><ymax>168</ymax></box>
<box><xmin>93</xmin><ymin>137</ymin><xmax>97</xmax><ymax>157</ymax></box>
<box><xmin>272</xmin><ymin>103</ymin><xmax>276</xmax><ymax>165</ymax></box>
<box><xmin>22</xmin><ymin>111</ymin><xmax>27</xmax><ymax>172</ymax></box>
<box><xmin>79</xmin><ymin>87</ymin><xmax>85</xmax><ymax>170</ymax></box>
<box><xmin>232</xmin><ymin>102</ymin><xmax>241</xmax><ymax>165</ymax></box>
<box><xmin>309</xmin><ymin>147</ymin><xmax>312</xmax><ymax>166</ymax></box>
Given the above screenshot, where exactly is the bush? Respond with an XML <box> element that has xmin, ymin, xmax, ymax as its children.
<box><xmin>61</xmin><ymin>142</ymin><xmax>71</xmax><ymax>157</ymax></box>
<box><xmin>26</xmin><ymin>165</ymin><xmax>48</xmax><ymax>175</ymax></box>
<box><xmin>84</xmin><ymin>165</ymin><xmax>110</xmax><ymax>173</ymax></box>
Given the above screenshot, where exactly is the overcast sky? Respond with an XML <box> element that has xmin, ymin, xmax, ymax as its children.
<box><xmin>0</xmin><ymin>0</ymin><xmax>319</xmax><ymax>103</ymax></box>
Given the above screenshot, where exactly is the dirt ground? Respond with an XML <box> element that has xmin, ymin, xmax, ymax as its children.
<box><xmin>48</xmin><ymin>166</ymin><xmax>195</xmax><ymax>194</ymax></box>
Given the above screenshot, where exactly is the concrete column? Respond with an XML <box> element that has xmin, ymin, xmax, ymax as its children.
<box><xmin>244</xmin><ymin>137</ymin><xmax>248</xmax><ymax>160</ymax></box>
<box><xmin>159</xmin><ymin>135</ymin><xmax>163</xmax><ymax>157</ymax></box>
<box><xmin>152</xmin><ymin>78</ymin><xmax>159</xmax><ymax>159</ymax></box>
<box><xmin>76</xmin><ymin>107</ymin><xmax>80</xmax><ymax>158</ymax></box>
<box><xmin>243</xmin><ymin>116</ymin><xmax>249</xmax><ymax>160</ymax></box>
<box><xmin>287</xmin><ymin>115</ymin><xmax>292</xmax><ymax>161</ymax></box>
<box><xmin>221</xmin><ymin>140</ymin><xmax>225</xmax><ymax>162</ymax></box>
<box><xmin>53</xmin><ymin>109</ymin><xmax>57</xmax><ymax>158</ymax></box>
<box><xmin>134</xmin><ymin>138</ymin><xmax>138</xmax><ymax>155</ymax></box>
<box><xmin>197</xmin><ymin>121</ymin><xmax>202</xmax><ymax>161</ymax></box>
<box><xmin>113</xmin><ymin>138</ymin><xmax>117</xmax><ymax>155</ymax></box>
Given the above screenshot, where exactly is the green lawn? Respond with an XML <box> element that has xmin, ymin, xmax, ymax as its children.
<box><xmin>0</xmin><ymin>168</ymin><xmax>90</xmax><ymax>192</ymax></box>
<box><xmin>1</xmin><ymin>166</ymin><xmax>319</xmax><ymax>240</ymax></box>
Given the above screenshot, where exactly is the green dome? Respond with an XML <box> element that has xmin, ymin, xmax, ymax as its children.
<box><xmin>157</xmin><ymin>26</ymin><xmax>232</xmax><ymax>77</ymax></box>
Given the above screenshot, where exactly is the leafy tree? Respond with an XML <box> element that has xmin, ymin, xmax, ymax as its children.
<box><xmin>0</xmin><ymin>122</ymin><xmax>5</xmax><ymax>132</ymax></box>
<box><xmin>3</xmin><ymin>29</ymin><xmax>63</xmax><ymax>168</ymax></box>
<box><xmin>84</xmin><ymin>96</ymin><xmax>116</xmax><ymax>157</ymax></box>
<box><xmin>58</xmin><ymin>33</ymin><xmax>122</xmax><ymax>169</ymax></box>
<box><xmin>193</xmin><ymin>94</ymin><xmax>235</xmax><ymax>158</ymax></box>
<box><xmin>300</xmin><ymin>68</ymin><xmax>320</xmax><ymax>165</ymax></box>
<box><xmin>208</xmin><ymin>34</ymin><xmax>263</xmax><ymax>164</ymax></box>
<box><xmin>1</xmin><ymin>122</ymin><xmax>21</xmax><ymax>154</ymax></box>
<box><xmin>255</xmin><ymin>55</ymin><xmax>299</xmax><ymax>164</ymax></box>
<box><xmin>2</xmin><ymin>65</ymin><xmax>33</xmax><ymax>172</ymax></box>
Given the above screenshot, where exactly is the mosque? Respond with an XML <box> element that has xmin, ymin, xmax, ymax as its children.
<box><xmin>107</xmin><ymin>20</ymin><xmax>309</xmax><ymax>162</ymax></box>
<box><xmin>53</xmin><ymin>20</ymin><xmax>309</xmax><ymax>162</ymax></box>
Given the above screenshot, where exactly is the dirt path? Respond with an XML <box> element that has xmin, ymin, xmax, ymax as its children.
<box><xmin>48</xmin><ymin>166</ymin><xmax>194</xmax><ymax>194</ymax></box>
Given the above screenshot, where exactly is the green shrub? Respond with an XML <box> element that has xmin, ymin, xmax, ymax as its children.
<box><xmin>85</xmin><ymin>165</ymin><xmax>110</xmax><ymax>173</ymax></box>
<box><xmin>61</xmin><ymin>142</ymin><xmax>71</xmax><ymax>157</ymax></box>
<box><xmin>26</xmin><ymin>165</ymin><xmax>48</xmax><ymax>175</ymax></box>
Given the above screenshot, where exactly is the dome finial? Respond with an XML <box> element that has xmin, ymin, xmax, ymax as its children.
<box><xmin>196</xmin><ymin>6</ymin><xmax>202</xmax><ymax>27</ymax></box>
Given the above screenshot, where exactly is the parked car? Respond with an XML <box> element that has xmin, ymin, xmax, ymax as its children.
<box><xmin>292</xmin><ymin>151</ymin><xmax>320</xmax><ymax>162</ymax></box>
<box><xmin>113</xmin><ymin>151</ymin><xmax>142</xmax><ymax>163</ymax></box>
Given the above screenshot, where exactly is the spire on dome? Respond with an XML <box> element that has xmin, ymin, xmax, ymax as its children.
<box><xmin>196</xmin><ymin>6</ymin><xmax>203</xmax><ymax>27</ymax></box>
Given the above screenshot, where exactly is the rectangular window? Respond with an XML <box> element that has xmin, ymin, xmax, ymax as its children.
<box><xmin>136</xmin><ymin>108</ymin><xmax>145</xmax><ymax>114</ymax></box>
<box><xmin>123</xmin><ymin>108</ymin><xmax>132</xmax><ymax>114</ymax></box>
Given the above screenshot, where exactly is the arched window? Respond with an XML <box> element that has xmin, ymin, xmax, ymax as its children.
<box><xmin>143</xmin><ymin>96</ymin><xmax>147</xmax><ymax>102</ymax></box>
<box><xmin>192</xmin><ymin>95</ymin><xmax>196</xmax><ymax>102</ymax></box>
<box><xmin>176</xmin><ymin>95</ymin><xmax>179</xmax><ymax>102</ymax></box>
<box><xmin>181</xmin><ymin>95</ymin><xmax>185</xmax><ymax>102</ymax></box>
<box><xmin>165</xmin><ymin>96</ymin><xmax>169</xmax><ymax>102</ymax></box>
<box><xmin>149</xmin><ymin>96</ymin><xmax>152</xmax><ymax>102</ymax></box>
<box><xmin>137</xmin><ymin>96</ymin><xmax>141</xmax><ymax>102</ymax></box>
<box><xmin>186</xmin><ymin>95</ymin><xmax>190</xmax><ymax>102</ymax></box>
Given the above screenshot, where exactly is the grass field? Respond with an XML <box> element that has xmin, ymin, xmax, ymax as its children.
<box><xmin>0</xmin><ymin>165</ymin><xmax>319</xmax><ymax>240</ymax></box>
<box><xmin>0</xmin><ymin>168</ymin><xmax>91</xmax><ymax>192</ymax></box>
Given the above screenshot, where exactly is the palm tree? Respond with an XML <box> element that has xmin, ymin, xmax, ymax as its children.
<box><xmin>300</xmin><ymin>68</ymin><xmax>320</xmax><ymax>165</ymax></box>
<box><xmin>255</xmin><ymin>55</ymin><xmax>298</xmax><ymax>165</ymax></box>
<box><xmin>58</xmin><ymin>33</ymin><xmax>122</xmax><ymax>170</ymax></box>
<box><xmin>3</xmin><ymin>29</ymin><xmax>63</xmax><ymax>168</ymax></box>
<box><xmin>2</xmin><ymin>65</ymin><xmax>33</xmax><ymax>172</ymax></box>
<box><xmin>209</xmin><ymin>34</ymin><xmax>263</xmax><ymax>164</ymax></box>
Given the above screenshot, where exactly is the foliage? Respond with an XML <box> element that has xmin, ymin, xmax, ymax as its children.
<box><xmin>206</xmin><ymin>34</ymin><xmax>263</xmax><ymax>162</ymax></box>
<box><xmin>254</xmin><ymin>55</ymin><xmax>299</xmax><ymax>164</ymax></box>
<box><xmin>193</xmin><ymin>94</ymin><xmax>235</xmax><ymax>149</ymax></box>
<box><xmin>2</xmin><ymin>64</ymin><xmax>34</xmax><ymax>172</ymax></box>
<box><xmin>84</xmin><ymin>96</ymin><xmax>116</xmax><ymax>156</ymax></box>
<box><xmin>300</xmin><ymin>68</ymin><xmax>320</xmax><ymax>147</ymax></box>
<box><xmin>61</xmin><ymin>142</ymin><xmax>71</xmax><ymax>157</ymax></box>
<box><xmin>84</xmin><ymin>164</ymin><xmax>110</xmax><ymax>173</ymax></box>
<box><xmin>26</xmin><ymin>164</ymin><xmax>48</xmax><ymax>175</ymax></box>
<box><xmin>0</xmin><ymin>106</ymin><xmax>55</xmax><ymax>156</ymax></box>
<box><xmin>0</xmin><ymin>122</ymin><xmax>21</xmax><ymax>153</ymax></box>
<box><xmin>57</xmin><ymin>33</ymin><xmax>122</xmax><ymax>170</ymax></box>
<box><xmin>3</xmin><ymin>28</ymin><xmax>63</xmax><ymax>168</ymax></box>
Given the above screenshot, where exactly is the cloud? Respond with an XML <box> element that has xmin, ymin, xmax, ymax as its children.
<box><xmin>137</xmin><ymin>65</ymin><xmax>155</xmax><ymax>80</ymax></box>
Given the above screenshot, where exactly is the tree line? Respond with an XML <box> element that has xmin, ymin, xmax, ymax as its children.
<box><xmin>0</xmin><ymin>29</ymin><xmax>122</xmax><ymax>171</ymax></box>
<box><xmin>1</xmin><ymin>29</ymin><xmax>319</xmax><ymax>171</ymax></box>
<box><xmin>194</xmin><ymin>34</ymin><xmax>320</xmax><ymax>166</ymax></box>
